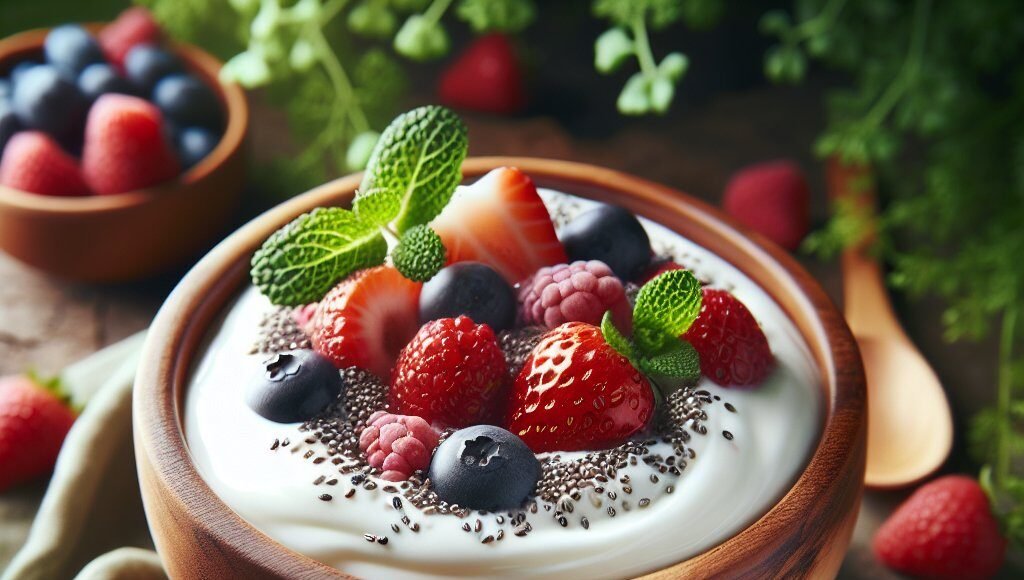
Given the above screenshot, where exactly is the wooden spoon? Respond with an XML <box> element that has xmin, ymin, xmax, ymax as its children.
<box><xmin>827</xmin><ymin>158</ymin><xmax>953</xmax><ymax>489</ymax></box>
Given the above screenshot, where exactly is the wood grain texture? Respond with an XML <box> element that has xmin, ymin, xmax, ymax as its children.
<box><xmin>0</xmin><ymin>26</ymin><xmax>248</xmax><ymax>282</ymax></box>
<box><xmin>134</xmin><ymin>158</ymin><xmax>866</xmax><ymax>579</ymax></box>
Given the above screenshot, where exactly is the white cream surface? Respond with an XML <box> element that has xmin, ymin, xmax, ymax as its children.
<box><xmin>184</xmin><ymin>189</ymin><xmax>822</xmax><ymax>579</ymax></box>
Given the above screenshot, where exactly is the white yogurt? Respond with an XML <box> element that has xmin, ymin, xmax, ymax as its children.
<box><xmin>184</xmin><ymin>189</ymin><xmax>822</xmax><ymax>579</ymax></box>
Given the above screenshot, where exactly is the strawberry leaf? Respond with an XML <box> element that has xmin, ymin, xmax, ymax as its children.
<box><xmin>632</xmin><ymin>269</ymin><xmax>703</xmax><ymax>355</ymax></box>
<box><xmin>251</xmin><ymin>207</ymin><xmax>387</xmax><ymax>306</ymax></box>
<box><xmin>601</xmin><ymin>310</ymin><xmax>636</xmax><ymax>360</ymax></box>
<box><xmin>354</xmin><ymin>105</ymin><xmax>467</xmax><ymax>232</ymax></box>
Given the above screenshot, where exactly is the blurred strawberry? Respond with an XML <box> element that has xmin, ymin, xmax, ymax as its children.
<box><xmin>0</xmin><ymin>131</ymin><xmax>91</xmax><ymax>196</ymax></box>
<box><xmin>0</xmin><ymin>374</ymin><xmax>77</xmax><ymax>491</ymax></box>
<box><xmin>99</xmin><ymin>7</ymin><xmax>162</xmax><ymax>70</ymax></box>
<box><xmin>723</xmin><ymin>160</ymin><xmax>810</xmax><ymax>251</ymax></box>
<box><xmin>438</xmin><ymin>34</ymin><xmax>525</xmax><ymax>115</ymax></box>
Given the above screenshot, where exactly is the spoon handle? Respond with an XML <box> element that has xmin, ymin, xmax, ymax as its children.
<box><xmin>826</xmin><ymin>158</ymin><xmax>905</xmax><ymax>339</ymax></box>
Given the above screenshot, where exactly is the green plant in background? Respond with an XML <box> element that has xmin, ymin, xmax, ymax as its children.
<box><xmin>763</xmin><ymin>0</ymin><xmax>1024</xmax><ymax>545</ymax></box>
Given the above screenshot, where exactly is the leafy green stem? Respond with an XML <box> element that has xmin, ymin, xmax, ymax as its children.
<box><xmin>791</xmin><ymin>0</ymin><xmax>848</xmax><ymax>42</ymax></box>
<box><xmin>422</xmin><ymin>0</ymin><xmax>456</xmax><ymax>26</ymax></box>
<box><xmin>997</xmin><ymin>304</ymin><xmax>1018</xmax><ymax>485</ymax></box>
<box><xmin>307</xmin><ymin>21</ymin><xmax>370</xmax><ymax>134</ymax></box>
<box><xmin>861</xmin><ymin>0</ymin><xmax>932</xmax><ymax>129</ymax></box>
<box><xmin>631</xmin><ymin>17</ymin><xmax>658</xmax><ymax>79</ymax></box>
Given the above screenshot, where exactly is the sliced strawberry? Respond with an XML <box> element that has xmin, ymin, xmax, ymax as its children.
<box><xmin>0</xmin><ymin>131</ymin><xmax>91</xmax><ymax>196</ymax></box>
<box><xmin>683</xmin><ymin>288</ymin><xmax>774</xmax><ymax>387</ymax></box>
<box><xmin>507</xmin><ymin>322</ymin><xmax>655</xmax><ymax>453</ymax></box>
<box><xmin>310</xmin><ymin>266</ymin><xmax>422</xmax><ymax>379</ymax></box>
<box><xmin>99</xmin><ymin>7</ymin><xmax>162</xmax><ymax>70</ymax></box>
<box><xmin>431</xmin><ymin>166</ymin><xmax>567</xmax><ymax>283</ymax></box>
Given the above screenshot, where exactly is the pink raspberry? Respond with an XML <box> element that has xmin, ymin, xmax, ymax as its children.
<box><xmin>517</xmin><ymin>260</ymin><xmax>632</xmax><ymax>331</ymax></box>
<box><xmin>358</xmin><ymin>411</ymin><xmax>440</xmax><ymax>481</ymax></box>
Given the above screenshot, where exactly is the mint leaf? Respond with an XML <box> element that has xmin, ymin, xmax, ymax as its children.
<box><xmin>354</xmin><ymin>105</ymin><xmax>468</xmax><ymax>232</ymax></box>
<box><xmin>251</xmin><ymin>208</ymin><xmax>387</xmax><ymax>306</ymax></box>
<box><xmin>639</xmin><ymin>340</ymin><xmax>701</xmax><ymax>384</ymax></box>
<box><xmin>632</xmin><ymin>269</ymin><xmax>703</xmax><ymax>354</ymax></box>
<box><xmin>392</xmin><ymin>225</ymin><xmax>446</xmax><ymax>282</ymax></box>
<box><xmin>601</xmin><ymin>311</ymin><xmax>636</xmax><ymax>360</ymax></box>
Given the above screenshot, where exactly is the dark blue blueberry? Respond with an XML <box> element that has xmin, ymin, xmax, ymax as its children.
<box><xmin>560</xmin><ymin>204</ymin><xmax>652</xmax><ymax>281</ymax></box>
<box><xmin>246</xmin><ymin>350</ymin><xmax>343</xmax><ymax>423</ymax></box>
<box><xmin>419</xmin><ymin>262</ymin><xmax>516</xmax><ymax>331</ymax></box>
<box><xmin>44</xmin><ymin>25</ymin><xmax>105</xmax><ymax>78</ymax></box>
<box><xmin>0</xmin><ymin>78</ymin><xmax>11</xmax><ymax>101</ymax></box>
<box><xmin>11</xmin><ymin>65</ymin><xmax>86</xmax><ymax>142</ymax></box>
<box><xmin>77</xmin><ymin>63</ymin><xmax>133</xmax><ymax>101</ymax></box>
<box><xmin>11</xmin><ymin>61</ymin><xmax>41</xmax><ymax>84</ymax></box>
<box><xmin>176</xmin><ymin>126</ymin><xmax>219</xmax><ymax>168</ymax></box>
<box><xmin>152</xmin><ymin>74</ymin><xmax>221</xmax><ymax>130</ymax></box>
<box><xmin>428</xmin><ymin>425</ymin><xmax>540</xmax><ymax>511</ymax></box>
<box><xmin>124</xmin><ymin>45</ymin><xmax>184</xmax><ymax>95</ymax></box>
<box><xmin>0</xmin><ymin>100</ymin><xmax>20</xmax><ymax>154</ymax></box>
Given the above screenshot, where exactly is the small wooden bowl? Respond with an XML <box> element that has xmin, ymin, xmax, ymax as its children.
<box><xmin>0</xmin><ymin>26</ymin><xmax>248</xmax><ymax>282</ymax></box>
<box><xmin>134</xmin><ymin>158</ymin><xmax>866</xmax><ymax>579</ymax></box>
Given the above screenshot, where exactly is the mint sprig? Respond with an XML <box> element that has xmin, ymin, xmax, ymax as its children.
<box><xmin>354</xmin><ymin>105</ymin><xmax>468</xmax><ymax>233</ymax></box>
<box><xmin>252</xmin><ymin>208</ymin><xmax>388</xmax><ymax>306</ymax></box>
<box><xmin>601</xmin><ymin>269</ymin><xmax>703</xmax><ymax>395</ymax></box>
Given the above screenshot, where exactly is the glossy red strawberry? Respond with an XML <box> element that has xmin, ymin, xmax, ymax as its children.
<box><xmin>438</xmin><ymin>34</ymin><xmax>525</xmax><ymax>115</ymax></box>
<box><xmin>0</xmin><ymin>131</ymin><xmax>91</xmax><ymax>196</ymax></box>
<box><xmin>874</xmin><ymin>475</ymin><xmax>1006</xmax><ymax>579</ymax></box>
<box><xmin>683</xmin><ymin>288</ymin><xmax>773</xmax><ymax>387</ymax></box>
<box><xmin>311</xmin><ymin>266</ymin><xmax>422</xmax><ymax>379</ymax></box>
<box><xmin>99</xmin><ymin>7</ymin><xmax>162</xmax><ymax>70</ymax></box>
<box><xmin>390</xmin><ymin>316</ymin><xmax>508</xmax><ymax>428</ymax></box>
<box><xmin>0</xmin><ymin>375</ymin><xmax>77</xmax><ymax>491</ymax></box>
<box><xmin>82</xmin><ymin>94</ymin><xmax>180</xmax><ymax>194</ymax></box>
<box><xmin>431</xmin><ymin>166</ymin><xmax>567</xmax><ymax>283</ymax></box>
<box><xmin>723</xmin><ymin>160</ymin><xmax>810</xmax><ymax>251</ymax></box>
<box><xmin>507</xmin><ymin>322</ymin><xmax>654</xmax><ymax>453</ymax></box>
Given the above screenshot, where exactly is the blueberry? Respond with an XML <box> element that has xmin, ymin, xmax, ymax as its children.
<box><xmin>44</xmin><ymin>25</ymin><xmax>105</xmax><ymax>79</ymax></box>
<box><xmin>77</xmin><ymin>63</ymin><xmax>133</xmax><ymax>102</ymax></box>
<box><xmin>153</xmin><ymin>74</ymin><xmax>222</xmax><ymax>130</ymax></box>
<box><xmin>124</xmin><ymin>45</ymin><xmax>184</xmax><ymax>95</ymax></box>
<box><xmin>246</xmin><ymin>350</ymin><xmax>343</xmax><ymax>423</ymax></box>
<box><xmin>419</xmin><ymin>262</ymin><xmax>516</xmax><ymax>331</ymax></box>
<box><xmin>11</xmin><ymin>61</ymin><xmax>41</xmax><ymax>84</ymax></box>
<box><xmin>0</xmin><ymin>79</ymin><xmax>10</xmax><ymax>101</ymax></box>
<box><xmin>560</xmin><ymin>204</ymin><xmax>652</xmax><ymax>281</ymax></box>
<box><xmin>176</xmin><ymin>126</ymin><xmax>219</xmax><ymax>168</ymax></box>
<box><xmin>428</xmin><ymin>425</ymin><xmax>540</xmax><ymax>511</ymax></box>
<box><xmin>0</xmin><ymin>100</ymin><xmax>20</xmax><ymax>154</ymax></box>
<box><xmin>11</xmin><ymin>65</ymin><xmax>86</xmax><ymax>142</ymax></box>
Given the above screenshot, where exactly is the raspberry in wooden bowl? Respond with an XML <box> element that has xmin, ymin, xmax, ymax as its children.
<box><xmin>135</xmin><ymin>108</ymin><xmax>864</xmax><ymax>580</ymax></box>
<box><xmin>0</xmin><ymin>9</ymin><xmax>247</xmax><ymax>282</ymax></box>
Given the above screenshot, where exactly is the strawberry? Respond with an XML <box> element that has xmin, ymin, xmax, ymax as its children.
<box><xmin>0</xmin><ymin>131</ymin><xmax>91</xmax><ymax>196</ymax></box>
<box><xmin>438</xmin><ymin>34</ymin><xmax>526</xmax><ymax>115</ymax></box>
<box><xmin>311</xmin><ymin>266</ymin><xmax>422</xmax><ymax>379</ymax></box>
<box><xmin>683</xmin><ymin>288</ymin><xmax>773</xmax><ymax>387</ymax></box>
<box><xmin>874</xmin><ymin>475</ymin><xmax>1006</xmax><ymax>579</ymax></box>
<box><xmin>722</xmin><ymin>160</ymin><xmax>810</xmax><ymax>251</ymax></box>
<box><xmin>0</xmin><ymin>374</ymin><xmax>77</xmax><ymax>491</ymax></box>
<box><xmin>99</xmin><ymin>7</ymin><xmax>162</xmax><ymax>70</ymax></box>
<box><xmin>431</xmin><ymin>166</ymin><xmax>567</xmax><ymax>283</ymax></box>
<box><xmin>82</xmin><ymin>94</ymin><xmax>181</xmax><ymax>195</ymax></box>
<box><xmin>390</xmin><ymin>316</ymin><xmax>508</xmax><ymax>428</ymax></box>
<box><xmin>507</xmin><ymin>322</ymin><xmax>655</xmax><ymax>453</ymax></box>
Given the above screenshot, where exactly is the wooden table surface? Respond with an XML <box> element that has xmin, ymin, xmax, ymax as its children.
<box><xmin>0</xmin><ymin>82</ymin><xmax>1008</xmax><ymax>577</ymax></box>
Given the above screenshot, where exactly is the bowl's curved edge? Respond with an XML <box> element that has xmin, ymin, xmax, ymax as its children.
<box><xmin>134</xmin><ymin>157</ymin><xmax>866</xmax><ymax>579</ymax></box>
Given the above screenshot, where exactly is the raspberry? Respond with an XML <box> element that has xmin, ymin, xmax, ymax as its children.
<box><xmin>517</xmin><ymin>260</ymin><xmax>631</xmax><ymax>331</ymax></box>
<box><xmin>358</xmin><ymin>411</ymin><xmax>440</xmax><ymax>482</ymax></box>
<box><xmin>389</xmin><ymin>316</ymin><xmax>508</xmax><ymax>428</ymax></box>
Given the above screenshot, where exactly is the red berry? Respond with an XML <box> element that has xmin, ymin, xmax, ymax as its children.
<box><xmin>874</xmin><ymin>475</ymin><xmax>1006</xmax><ymax>579</ymax></box>
<box><xmin>683</xmin><ymin>288</ymin><xmax>773</xmax><ymax>387</ymax></box>
<box><xmin>82</xmin><ymin>94</ymin><xmax>180</xmax><ymax>194</ymax></box>
<box><xmin>723</xmin><ymin>160</ymin><xmax>810</xmax><ymax>251</ymax></box>
<box><xmin>507</xmin><ymin>322</ymin><xmax>654</xmax><ymax>453</ymax></box>
<box><xmin>0</xmin><ymin>375</ymin><xmax>77</xmax><ymax>491</ymax></box>
<box><xmin>311</xmin><ymin>266</ymin><xmax>422</xmax><ymax>379</ymax></box>
<box><xmin>640</xmin><ymin>259</ymin><xmax>685</xmax><ymax>285</ymax></box>
<box><xmin>438</xmin><ymin>34</ymin><xmax>525</xmax><ymax>115</ymax></box>
<box><xmin>390</xmin><ymin>316</ymin><xmax>508</xmax><ymax>428</ymax></box>
<box><xmin>432</xmin><ymin>166</ymin><xmax>567</xmax><ymax>283</ymax></box>
<box><xmin>358</xmin><ymin>411</ymin><xmax>440</xmax><ymax>482</ymax></box>
<box><xmin>99</xmin><ymin>7</ymin><xmax>162</xmax><ymax>70</ymax></box>
<box><xmin>518</xmin><ymin>260</ymin><xmax>631</xmax><ymax>331</ymax></box>
<box><xmin>0</xmin><ymin>131</ymin><xmax>91</xmax><ymax>196</ymax></box>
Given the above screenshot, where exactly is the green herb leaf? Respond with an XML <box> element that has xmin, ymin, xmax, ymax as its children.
<box><xmin>394</xmin><ymin>15</ymin><xmax>450</xmax><ymax>61</ymax></box>
<box><xmin>348</xmin><ymin>1</ymin><xmax>397</xmax><ymax>38</ymax></box>
<box><xmin>617</xmin><ymin>72</ymin><xmax>651</xmax><ymax>115</ymax></box>
<box><xmin>639</xmin><ymin>340</ymin><xmax>701</xmax><ymax>383</ymax></box>
<box><xmin>392</xmin><ymin>225</ymin><xmax>447</xmax><ymax>282</ymax></box>
<box><xmin>457</xmin><ymin>0</ymin><xmax>536</xmax><ymax>33</ymax></box>
<box><xmin>658</xmin><ymin>52</ymin><xmax>688</xmax><ymax>82</ymax></box>
<box><xmin>251</xmin><ymin>208</ymin><xmax>388</xmax><ymax>306</ymax></box>
<box><xmin>595</xmin><ymin>28</ymin><xmax>634</xmax><ymax>74</ymax></box>
<box><xmin>346</xmin><ymin>131</ymin><xmax>381</xmax><ymax>171</ymax></box>
<box><xmin>632</xmin><ymin>269</ymin><xmax>703</xmax><ymax>354</ymax></box>
<box><xmin>355</xmin><ymin>105</ymin><xmax>468</xmax><ymax>232</ymax></box>
<box><xmin>601</xmin><ymin>311</ymin><xmax>636</xmax><ymax>361</ymax></box>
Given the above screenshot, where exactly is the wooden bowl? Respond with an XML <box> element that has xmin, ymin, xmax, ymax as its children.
<box><xmin>134</xmin><ymin>158</ymin><xmax>866</xmax><ymax>579</ymax></box>
<box><xmin>0</xmin><ymin>26</ymin><xmax>248</xmax><ymax>282</ymax></box>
